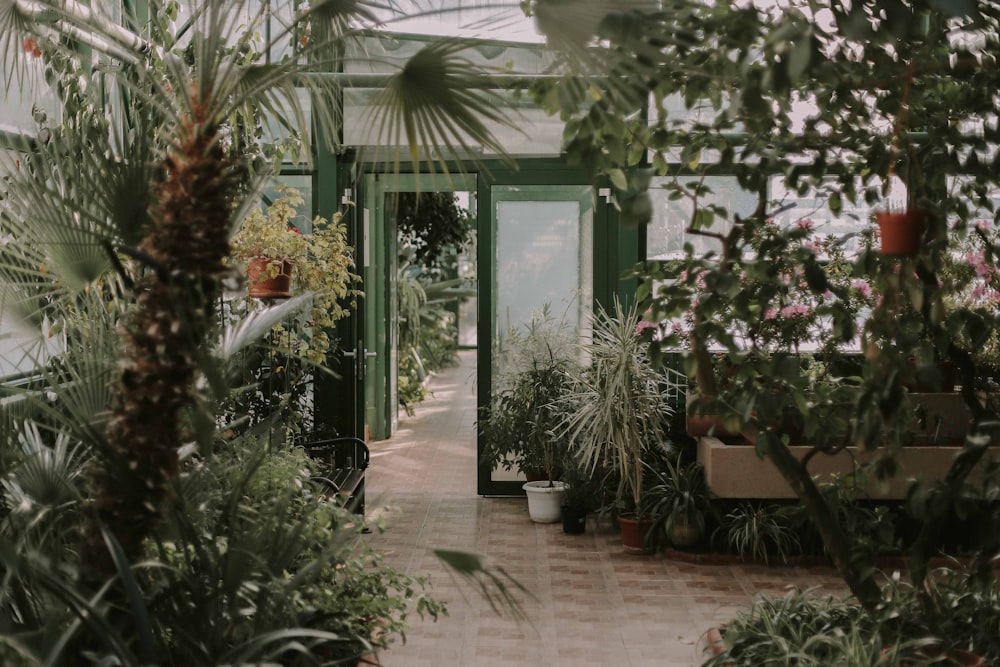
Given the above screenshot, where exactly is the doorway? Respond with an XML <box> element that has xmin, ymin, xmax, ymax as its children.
<box><xmin>362</xmin><ymin>173</ymin><xmax>478</xmax><ymax>441</ymax></box>
<box><xmin>319</xmin><ymin>160</ymin><xmax>622</xmax><ymax>496</ymax></box>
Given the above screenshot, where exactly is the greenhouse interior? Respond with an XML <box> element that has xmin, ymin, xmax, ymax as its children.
<box><xmin>3</xmin><ymin>1</ymin><xmax>1000</xmax><ymax>665</ymax></box>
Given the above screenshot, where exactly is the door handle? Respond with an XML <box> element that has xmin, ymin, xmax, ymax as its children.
<box><xmin>343</xmin><ymin>340</ymin><xmax>376</xmax><ymax>380</ymax></box>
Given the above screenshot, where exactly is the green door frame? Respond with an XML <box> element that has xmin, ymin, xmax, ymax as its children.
<box><xmin>361</xmin><ymin>172</ymin><xmax>478</xmax><ymax>441</ymax></box>
<box><xmin>476</xmin><ymin>159</ymin><xmax>635</xmax><ymax>496</ymax></box>
<box><xmin>314</xmin><ymin>156</ymin><xmax>639</xmax><ymax>495</ymax></box>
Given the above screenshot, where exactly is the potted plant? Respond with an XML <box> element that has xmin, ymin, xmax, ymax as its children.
<box><xmin>229</xmin><ymin>186</ymin><xmax>359</xmax><ymax>309</ymax></box>
<box><xmin>222</xmin><ymin>186</ymin><xmax>361</xmax><ymax>440</ymax></box>
<box><xmin>561</xmin><ymin>299</ymin><xmax>677</xmax><ymax>552</ymax></box>
<box><xmin>557</xmin><ymin>452</ymin><xmax>602</xmax><ymax>534</ymax></box>
<box><xmin>641</xmin><ymin>454</ymin><xmax>712</xmax><ymax>550</ymax></box>
<box><xmin>226</xmin><ymin>186</ymin><xmax>360</xmax><ymax>365</ymax></box>
<box><xmin>478</xmin><ymin>311</ymin><xmax>578</xmax><ymax>522</ymax></box>
<box><xmin>876</xmin><ymin>208</ymin><xmax>928</xmax><ymax>257</ymax></box>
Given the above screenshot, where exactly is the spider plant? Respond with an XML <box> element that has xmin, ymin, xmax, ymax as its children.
<box><xmin>714</xmin><ymin>501</ymin><xmax>801</xmax><ymax>565</ymax></box>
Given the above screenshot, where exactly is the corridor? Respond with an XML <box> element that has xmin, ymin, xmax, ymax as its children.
<box><xmin>364</xmin><ymin>350</ymin><xmax>847</xmax><ymax>667</ymax></box>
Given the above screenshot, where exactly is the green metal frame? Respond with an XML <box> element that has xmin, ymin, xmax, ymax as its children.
<box><xmin>475</xmin><ymin>159</ymin><xmax>633</xmax><ymax>496</ymax></box>
<box><xmin>310</xmin><ymin>155</ymin><xmax>638</xmax><ymax>495</ymax></box>
<box><xmin>360</xmin><ymin>172</ymin><xmax>478</xmax><ymax>441</ymax></box>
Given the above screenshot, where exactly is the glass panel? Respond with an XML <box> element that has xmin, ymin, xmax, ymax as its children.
<box><xmin>647</xmin><ymin>176</ymin><xmax>757</xmax><ymax>259</ymax></box>
<box><xmin>491</xmin><ymin>187</ymin><xmax>592</xmax><ymax>483</ymax></box>
<box><xmin>1</xmin><ymin>59</ymin><xmax>58</xmax><ymax>134</ymax></box>
<box><xmin>262</xmin><ymin>175</ymin><xmax>312</xmax><ymax>230</ymax></box>
<box><xmin>769</xmin><ymin>177</ymin><xmax>873</xmax><ymax>256</ymax></box>
<box><xmin>495</xmin><ymin>199</ymin><xmax>591</xmax><ymax>358</ymax></box>
<box><xmin>342</xmin><ymin>36</ymin><xmax>562</xmax><ymax>156</ymax></box>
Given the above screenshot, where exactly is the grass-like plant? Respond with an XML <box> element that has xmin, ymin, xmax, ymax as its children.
<box><xmin>714</xmin><ymin>501</ymin><xmax>801</xmax><ymax>565</ymax></box>
<box><xmin>561</xmin><ymin>298</ymin><xmax>676</xmax><ymax>513</ymax></box>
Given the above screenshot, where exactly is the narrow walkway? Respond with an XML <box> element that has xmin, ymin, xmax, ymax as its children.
<box><xmin>364</xmin><ymin>350</ymin><xmax>847</xmax><ymax>667</ymax></box>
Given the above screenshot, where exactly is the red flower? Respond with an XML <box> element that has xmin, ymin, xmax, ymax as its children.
<box><xmin>287</xmin><ymin>226</ymin><xmax>301</xmax><ymax>234</ymax></box>
<box><xmin>23</xmin><ymin>37</ymin><xmax>42</xmax><ymax>58</ymax></box>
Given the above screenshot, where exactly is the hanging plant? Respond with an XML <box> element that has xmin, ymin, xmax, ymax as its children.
<box><xmin>876</xmin><ymin>208</ymin><xmax>928</xmax><ymax>257</ymax></box>
<box><xmin>876</xmin><ymin>63</ymin><xmax>928</xmax><ymax>257</ymax></box>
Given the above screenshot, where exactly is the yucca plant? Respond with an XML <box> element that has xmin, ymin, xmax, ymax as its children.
<box><xmin>561</xmin><ymin>298</ymin><xmax>676</xmax><ymax>514</ymax></box>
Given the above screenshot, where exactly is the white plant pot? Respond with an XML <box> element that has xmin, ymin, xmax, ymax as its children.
<box><xmin>522</xmin><ymin>481</ymin><xmax>567</xmax><ymax>523</ymax></box>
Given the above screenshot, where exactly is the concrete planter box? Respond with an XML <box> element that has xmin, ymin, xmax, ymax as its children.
<box><xmin>697</xmin><ymin>436</ymin><xmax>998</xmax><ymax>500</ymax></box>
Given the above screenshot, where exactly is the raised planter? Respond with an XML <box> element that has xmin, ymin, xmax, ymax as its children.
<box><xmin>697</xmin><ymin>434</ymin><xmax>999</xmax><ymax>500</ymax></box>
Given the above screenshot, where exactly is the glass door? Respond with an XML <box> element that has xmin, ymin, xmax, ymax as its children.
<box><xmin>478</xmin><ymin>183</ymin><xmax>595</xmax><ymax>495</ymax></box>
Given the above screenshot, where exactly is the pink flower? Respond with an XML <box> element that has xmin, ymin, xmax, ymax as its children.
<box><xmin>780</xmin><ymin>304</ymin><xmax>812</xmax><ymax>318</ymax></box>
<box><xmin>851</xmin><ymin>279</ymin><xmax>872</xmax><ymax>298</ymax></box>
<box><xmin>796</xmin><ymin>218</ymin><xmax>815</xmax><ymax>231</ymax></box>
<box><xmin>764</xmin><ymin>308</ymin><xmax>778</xmax><ymax>320</ymax></box>
<box><xmin>976</xmin><ymin>219</ymin><xmax>992</xmax><ymax>232</ymax></box>
<box><xmin>635</xmin><ymin>320</ymin><xmax>658</xmax><ymax>336</ymax></box>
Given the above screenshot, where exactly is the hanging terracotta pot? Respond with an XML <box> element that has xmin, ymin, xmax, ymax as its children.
<box><xmin>247</xmin><ymin>257</ymin><xmax>294</xmax><ymax>298</ymax></box>
<box><xmin>875</xmin><ymin>209</ymin><xmax>927</xmax><ymax>256</ymax></box>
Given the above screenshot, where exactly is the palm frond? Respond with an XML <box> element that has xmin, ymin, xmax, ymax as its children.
<box><xmin>0</xmin><ymin>0</ymin><xmax>42</xmax><ymax>95</ymax></box>
<box><xmin>434</xmin><ymin>548</ymin><xmax>534</xmax><ymax>624</ymax></box>
<box><xmin>219</xmin><ymin>294</ymin><xmax>313</xmax><ymax>359</ymax></box>
<box><xmin>370</xmin><ymin>39</ymin><xmax>517</xmax><ymax>171</ymax></box>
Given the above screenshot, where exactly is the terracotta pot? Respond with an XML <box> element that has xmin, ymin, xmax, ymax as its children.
<box><xmin>619</xmin><ymin>513</ymin><xmax>654</xmax><ymax>554</ymax></box>
<box><xmin>247</xmin><ymin>257</ymin><xmax>294</xmax><ymax>298</ymax></box>
<box><xmin>876</xmin><ymin>209</ymin><xmax>927</xmax><ymax>257</ymax></box>
<box><xmin>704</xmin><ymin>627</ymin><xmax>731</xmax><ymax>665</ymax></box>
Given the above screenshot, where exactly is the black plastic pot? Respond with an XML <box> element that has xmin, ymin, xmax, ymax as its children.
<box><xmin>561</xmin><ymin>506</ymin><xmax>587</xmax><ymax>534</ymax></box>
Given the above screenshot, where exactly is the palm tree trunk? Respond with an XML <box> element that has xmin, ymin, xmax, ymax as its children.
<box><xmin>82</xmin><ymin>104</ymin><xmax>237</xmax><ymax>573</ymax></box>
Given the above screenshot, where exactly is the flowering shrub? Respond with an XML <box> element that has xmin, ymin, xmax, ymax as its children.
<box><xmin>649</xmin><ymin>215</ymin><xmax>878</xmax><ymax>360</ymax></box>
<box><xmin>942</xmin><ymin>219</ymin><xmax>1000</xmax><ymax>369</ymax></box>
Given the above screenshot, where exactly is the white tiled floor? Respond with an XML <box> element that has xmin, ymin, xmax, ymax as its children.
<box><xmin>362</xmin><ymin>350</ymin><xmax>848</xmax><ymax>666</ymax></box>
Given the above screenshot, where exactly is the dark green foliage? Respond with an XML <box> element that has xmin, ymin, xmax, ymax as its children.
<box><xmin>706</xmin><ymin>573</ymin><xmax>1000</xmax><ymax>666</ymax></box>
<box><xmin>641</xmin><ymin>452</ymin><xmax>712</xmax><ymax>549</ymax></box>
<box><xmin>393</xmin><ymin>192</ymin><xmax>472</xmax><ymax>268</ymax></box>
<box><xmin>479</xmin><ymin>348</ymin><xmax>575</xmax><ymax>482</ymax></box>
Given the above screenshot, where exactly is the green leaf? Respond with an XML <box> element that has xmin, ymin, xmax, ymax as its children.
<box><xmin>787</xmin><ymin>34</ymin><xmax>812</xmax><ymax>82</ymax></box>
<box><xmin>693</xmin><ymin>208</ymin><xmax>715</xmax><ymax>230</ymax></box>
<box><xmin>829</xmin><ymin>191</ymin><xmax>843</xmax><ymax>216</ymax></box>
<box><xmin>610</xmin><ymin>168</ymin><xmax>629</xmax><ymax>191</ymax></box>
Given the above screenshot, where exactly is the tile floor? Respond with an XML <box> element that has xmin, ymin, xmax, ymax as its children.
<box><xmin>362</xmin><ymin>350</ymin><xmax>850</xmax><ymax>666</ymax></box>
